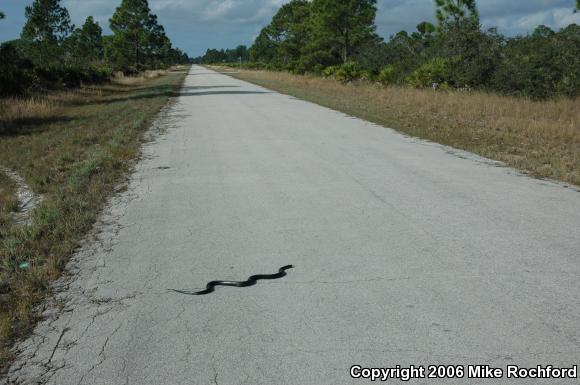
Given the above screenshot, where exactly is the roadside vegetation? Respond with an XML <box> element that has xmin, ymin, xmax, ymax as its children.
<box><xmin>0</xmin><ymin>0</ymin><xmax>190</xmax><ymax>373</ymax></box>
<box><xmin>196</xmin><ymin>0</ymin><xmax>579</xmax><ymax>100</ymax></box>
<box><xmin>225</xmin><ymin>69</ymin><xmax>580</xmax><ymax>186</ymax></box>
<box><xmin>0</xmin><ymin>0</ymin><xmax>189</xmax><ymax>98</ymax></box>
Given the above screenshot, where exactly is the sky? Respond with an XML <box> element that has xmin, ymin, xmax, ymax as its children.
<box><xmin>1</xmin><ymin>0</ymin><xmax>579</xmax><ymax>57</ymax></box>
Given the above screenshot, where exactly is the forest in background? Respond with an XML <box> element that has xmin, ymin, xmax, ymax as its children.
<box><xmin>195</xmin><ymin>0</ymin><xmax>580</xmax><ymax>100</ymax></box>
<box><xmin>0</xmin><ymin>0</ymin><xmax>190</xmax><ymax>97</ymax></box>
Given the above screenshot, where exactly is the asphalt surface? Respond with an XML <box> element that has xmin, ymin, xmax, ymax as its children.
<box><xmin>5</xmin><ymin>65</ymin><xmax>580</xmax><ymax>385</ymax></box>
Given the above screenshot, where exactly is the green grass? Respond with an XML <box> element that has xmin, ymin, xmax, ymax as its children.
<box><xmin>0</xmin><ymin>66</ymin><xmax>189</xmax><ymax>372</ymax></box>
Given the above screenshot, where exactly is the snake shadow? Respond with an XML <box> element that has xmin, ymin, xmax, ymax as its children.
<box><xmin>169</xmin><ymin>265</ymin><xmax>294</xmax><ymax>296</ymax></box>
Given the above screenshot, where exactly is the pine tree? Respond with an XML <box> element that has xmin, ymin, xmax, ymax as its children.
<box><xmin>146</xmin><ymin>14</ymin><xmax>172</xmax><ymax>68</ymax></box>
<box><xmin>67</xmin><ymin>16</ymin><xmax>103</xmax><ymax>65</ymax></box>
<box><xmin>434</xmin><ymin>0</ymin><xmax>479</xmax><ymax>29</ymax></box>
<box><xmin>270</xmin><ymin>0</ymin><xmax>311</xmax><ymax>65</ymax></box>
<box><xmin>433</xmin><ymin>0</ymin><xmax>481</xmax><ymax>62</ymax></box>
<box><xmin>417</xmin><ymin>21</ymin><xmax>436</xmax><ymax>35</ymax></box>
<box><xmin>310</xmin><ymin>0</ymin><xmax>377</xmax><ymax>64</ymax></box>
<box><xmin>108</xmin><ymin>0</ymin><xmax>151</xmax><ymax>70</ymax></box>
<box><xmin>108</xmin><ymin>0</ymin><xmax>171</xmax><ymax>71</ymax></box>
<box><xmin>21</xmin><ymin>0</ymin><xmax>74</xmax><ymax>66</ymax></box>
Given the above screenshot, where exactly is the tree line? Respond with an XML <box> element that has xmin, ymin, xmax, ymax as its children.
<box><xmin>0</xmin><ymin>0</ymin><xmax>190</xmax><ymax>96</ymax></box>
<box><xmin>196</xmin><ymin>0</ymin><xmax>580</xmax><ymax>99</ymax></box>
<box><xmin>196</xmin><ymin>46</ymin><xmax>250</xmax><ymax>64</ymax></box>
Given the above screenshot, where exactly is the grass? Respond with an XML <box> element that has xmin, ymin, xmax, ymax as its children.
<box><xmin>0</xmin><ymin>66</ymin><xmax>189</xmax><ymax>372</ymax></box>
<box><xmin>0</xmin><ymin>171</ymin><xmax>18</xmax><ymax>233</ymax></box>
<box><xmin>111</xmin><ymin>69</ymin><xmax>169</xmax><ymax>86</ymax></box>
<box><xmin>223</xmin><ymin>67</ymin><xmax>580</xmax><ymax>186</ymax></box>
<box><xmin>0</xmin><ymin>98</ymin><xmax>60</xmax><ymax>135</ymax></box>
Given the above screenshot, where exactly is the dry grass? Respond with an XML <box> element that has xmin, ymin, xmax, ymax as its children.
<box><xmin>0</xmin><ymin>98</ymin><xmax>59</xmax><ymax>134</ymax></box>
<box><xmin>0</xmin><ymin>67</ymin><xmax>189</xmax><ymax>373</ymax></box>
<box><xmin>226</xmin><ymin>68</ymin><xmax>580</xmax><ymax>186</ymax></box>
<box><xmin>0</xmin><ymin>87</ymin><xmax>114</xmax><ymax>135</ymax></box>
<box><xmin>0</xmin><ymin>66</ymin><xmax>189</xmax><ymax>134</ymax></box>
<box><xmin>111</xmin><ymin>69</ymin><xmax>169</xmax><ymax>86</ymax></box>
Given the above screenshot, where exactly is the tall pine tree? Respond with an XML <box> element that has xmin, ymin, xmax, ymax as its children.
<box><xmin>250</xmin><ymin>0</ymin><xmax>311</xmax><ymax>65</ymax></box>
<box><xmin>108</xmin><ymin>0</ymin><xmax>171</xmax><ymax>71</ymax></box>
<box><xmin>67</xmin><ymin>16</ymin><xmax>103</xmax><ymax>65</ymax></box>
<box><xmin>146</xmin><ymin>14</ymin><xmax>173</xmax><ymax>69</ymax></box>
<box><xmin>21</xmin><ymin>0</ymin><xmax>73</xmax><ymax>66</ymax></box>
<box><xmin>310</xmin><ymin>0</ymin><xmax>377</xmax><ymax>64</ymax></box>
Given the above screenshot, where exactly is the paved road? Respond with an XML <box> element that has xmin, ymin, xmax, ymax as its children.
<box><xmin>5</xmin><ymin>65</ymin><xmax>580</xmax><ymax>385</ymax></box>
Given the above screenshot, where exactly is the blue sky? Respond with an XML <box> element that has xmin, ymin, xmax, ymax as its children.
<box><xmin>1</xmin><ymin>0</ymin><xmax>578</xmax><ymax>57</ymax></box>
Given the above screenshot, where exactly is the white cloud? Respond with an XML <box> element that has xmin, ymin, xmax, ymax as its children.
<box><xmin>482</xmin><ymin>5</ymin><xmax>579</xmax><ymax>35</ymax></box>
<box><xmin>376</xmin><ymin>0</ymin><xmax>436</xmax><ymax>37</ymax></box>
<box><xmin>376</xmin><ymin>0</ymin><xmax>580</xmax><ymax>37</ymax></box>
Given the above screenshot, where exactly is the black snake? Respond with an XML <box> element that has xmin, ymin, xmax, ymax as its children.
<box><xmin>170</xmin><ymin>265</ymin><xmax>294</xmax><ymax>295</ymax></box>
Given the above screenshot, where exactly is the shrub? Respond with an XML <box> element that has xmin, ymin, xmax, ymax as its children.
<box><xmin>264</xmin><ymin>62</ymin><xmax>283</xmax><ymax>71</ymax></box>
<box><xmin>286</xmin><ymin>60</ymin><xmax>307</xmax><ymax>75</ymax></box>
<box><xmin>33</xmin><ymin>64</ymin><xmax>111</xmax><ymax>90</ymax></box>
<box><xmin>334</xmin><ymin>62</ymin><xmax>361</xmax><ymax>82</ymax></box>
<box><xmin>556</xmin><ymin>74</ymin><xmax>580</xmax><ymax>98</ymax></box>
<box><xmin>243</xmin><ymin>62</ymin><xmax>265</xmax><ymax>70</ymax></box>
<box><xmin>323</xmin><ymin>65</ymin><xmax>340</xmax><ymax>78</ymax></box>
<box><xmin>311</xmin><ymin>63</ymin><xmax>326</xmax><ymax>75</ymax></box>
<box><xmin>406</xmin><ymin>58</ymin><xmax>451</xmax><ymax>88</ymax></box>
<box><xmin>0</xmin><ymin>43</ymin><xmax>35</xmax><ymax>96</ymax></box>
<box><xmin>377</xmin><ymin>65</ymin><xmax>396</xmax><ymax>85</ymax></box>
<box><xmin>359</xmin><ymin>70</ymin><xmax>375</xmax><ymax>81</ymax></box>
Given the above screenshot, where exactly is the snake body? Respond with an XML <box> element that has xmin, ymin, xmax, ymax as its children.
<box><xmin>170</xmin><ymin>265</ymin><xmax>294</xmax><ymax>295</ymax></box>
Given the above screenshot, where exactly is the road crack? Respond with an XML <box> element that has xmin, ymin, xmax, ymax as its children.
<box><xmin>46</xmin><ymin>328</ymin><xmax>70</xmax><ymax>365</ymax></box>
<box><xmin>76</xmin><ymin>321</ymin><xmax>124</xmax><ymax>385</ymax></box>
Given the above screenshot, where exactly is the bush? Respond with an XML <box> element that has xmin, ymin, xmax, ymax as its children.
<box><xmin>406</xmin><ymin>58</ymin><xmax>451</xmax><ymax>88</ymax></box>
<box><xmin>84</xmin><ymin>65</ymin><xmax>113</xmax><ymax>84</ymax></box>
<box><xmin>0</xmin><ymin>43</ymin><xmax>35</xmax><ymax>96</ymax></box>
<box><xmin>323</xmin><ymin>62</ymin><xmax>363</xmax><ymax>82</ymax></box>
<box><xmin>34</xmin><ymin>64</ymin><xmax>111</xmax><ymax>90</ymax></box>
<box><xmin>334</xmin><ymin>62</ymin><xmax>361</xmax><ymax>82</ymax></box>
<box><xmin>556</xmin><ymin>74</ymin><xmax>580</xmax><ymax>98</ymax></box>
<box><xmin>311</xmin><ymin>63</ymin><xmax>326</xmax><ymax>75</ymax></box>
<box><xmin>286</xmin><ymin>60</ymin><xmax>307</xmax><ymax>75</ymax></box>
<box><xmin>490</xmin><ymin>24</ymin><xmax>580</xmax><ymax>99</ymax></box>
<box><xmin>377</xmin><ymin>65</ymin><xmax>396</xmax><ymax>85</ymax></box>
<box><xmin>243</xmin><ymin>62</ymin><xmax>265</xmax><ymax>70</ymax></box>
<box><xmin>359</xmin><ymin>70</ymin><xmax>375</xmax><ymax>81</ymax></box>
<box><xmin>265</xmin><ymin>63</ymin><xmax>282</xmax><ymax>71</ymax></box>
<box><xmin>323</xmin><ymin>65</ymin><xmax>340</xmax><ymax>78</ymax></box>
